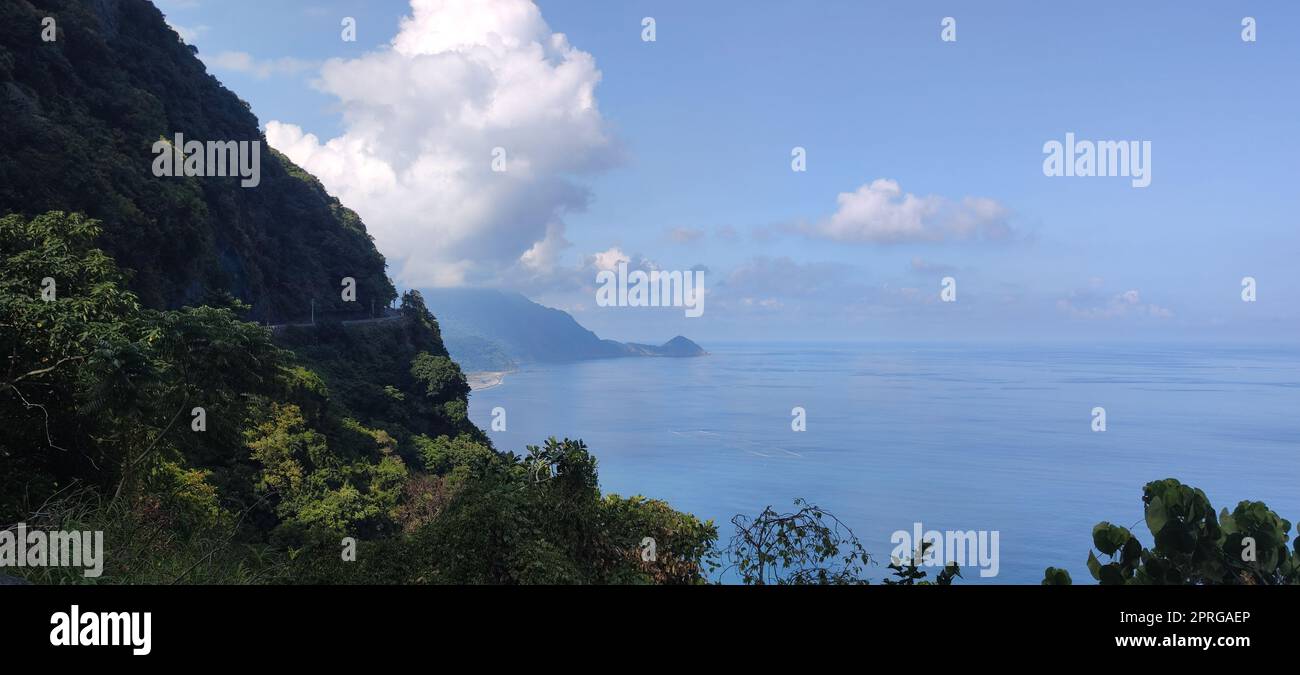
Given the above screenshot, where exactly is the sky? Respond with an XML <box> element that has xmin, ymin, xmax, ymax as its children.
<box><xmin>155</xmin><ymin>0</ymin><xmax>1300</xmax><ymax>343</ymax></box>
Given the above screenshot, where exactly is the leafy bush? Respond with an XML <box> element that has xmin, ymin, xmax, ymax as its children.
<box><xmin>291</xmin><ymin>437</ymin><xmax>718</xmax><ymax>585</ymax></box>
<box><xmin>722</xmin><ymin>498</ymin><xmax>872</xmax><ymax>585</ymax></box>
<box><xmin>1045</xmin><ymin>478</ymin><xmax>1298</xmax><ymax>585</ymax></box>
<box><xmin>883</xmin><ymin>540</ymin><xmax>961</xmax><ymax>585</ymax></box>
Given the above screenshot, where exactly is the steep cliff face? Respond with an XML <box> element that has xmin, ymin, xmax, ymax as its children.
<box><xmin>0</xmin><ymin>0</ymin><xmax>393</xmax><ymax>321</ymax></box>
<box><xmin>0</xmin><ymin>1</ymin><xmax>482</xmax><ymax>550</ymax></box>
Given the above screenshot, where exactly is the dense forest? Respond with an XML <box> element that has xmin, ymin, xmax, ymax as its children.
<box><xmin>0</xmin><ymin>215</ymin><xmax>717</xmax><ymax>584</ymax></box>
<box><xmin>1</xmin><ymin>0</ymin><xmax>1294</xmax><ymax>585</ymax></box>
<box><xmin>0</xmin><ymin>0</ymin><xmax>390</xmax><ymax>321</ymax></box>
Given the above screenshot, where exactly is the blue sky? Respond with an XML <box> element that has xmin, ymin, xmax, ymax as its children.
<box><xmin>157</xmin><ymin>0</ymin><xmax>1300</xmax><ymax>343</ymax></box>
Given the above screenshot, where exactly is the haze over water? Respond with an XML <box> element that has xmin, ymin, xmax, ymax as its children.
<box><xmin>469</xmin><ymin>342</ymin><xmax>1300</xmax><ymax>583</ymax></box>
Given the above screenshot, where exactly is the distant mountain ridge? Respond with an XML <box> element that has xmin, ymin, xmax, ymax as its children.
<box><xmin>625</xmin><ymin>335</ymin><xmax>708</xmax><ymax>357</ymax></box>
<box><xmin>421</xmin><ymin>288</ymin><xmax>706</xmax><ymax>371</ymax></box>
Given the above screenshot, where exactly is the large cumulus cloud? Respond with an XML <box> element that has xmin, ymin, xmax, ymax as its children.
<box><xmin>266</xmin><ymin>0</ymin><xmax>618</xmax><ymax>287</ymax></box>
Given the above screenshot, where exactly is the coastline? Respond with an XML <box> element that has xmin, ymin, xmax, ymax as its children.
<box><xmin>467</xmin><ymin>370</ymin><xmax>511</xmax><ymax>391</ymax></box>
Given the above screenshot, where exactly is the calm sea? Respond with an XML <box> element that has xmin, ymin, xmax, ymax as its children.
<box><xmin>467</xmin><ymin>342</ymin><xmax>1300</xmax><ymax>584</ymax></box>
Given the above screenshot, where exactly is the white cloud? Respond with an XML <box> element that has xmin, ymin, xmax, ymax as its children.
<box><xmin>518</xmin><ymin>222</ymin><xmax>570</xmax><ymax>273</ymax></box>
<box><xmin>266</xmin><ymin>0</ymin><xmax>618</xmax><ymax>288</ymax></box>
<box><xmin>202</xmin><ymin>51</ymin><xmax>315</xmax><ymax>79</ymax></box>
<box><xmin>588</xmin><ymin>247</ymin><xmax>631</xmax><ymax>272</ymax></box>
<box><xmin>1057</xmin><ymin>288</ymin><xmax>1174</xmax><ymax>320</ymax></box>
<box><xmin>168</xmin><ymin>22</ymin><xmax>207</xmax><ymax>44</ymax></box>
<box><xmin>803</xmin><ymin>178</ymin><xmax>1012</xmax><ymax>244</ymax></box>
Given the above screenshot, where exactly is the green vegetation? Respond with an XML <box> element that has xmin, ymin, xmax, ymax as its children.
<box><xmin>0</xmin><ymin>0</ymin><xmax>392</xmax><ymax>320</ymax></box>
<box><xmin>720</xmin><ymin>499</ymin><xmax>958</xmax><ymax>585</ymax></box>
<box><xmin>3</xmin><ymin>1</ymin><xmax>1293</xmax><ymax>588</ymax></box>
<box><xmin>884</xmin><ymin>541</ymin><xmax>962</xmax><ymax>586</ymax></box>
<box><xmin>0</xmin><ymin>2</ymin><xmax>722</xmax><ymax>586</ymax></box>
<box><xmin>1</xmin><ymin>212</ymin><xmax>718</xmax><ymax>584</ymax></box>
<box><xmin>1045</xmin><ymin>478</ymin><xmax>1299</xmax><ymax>585</ymax></box>
<box><xmin>4</xmin><ymin>216</ymin><xmax>1294</xmax><ymax>585</ymax></box>
<box><xmin>294</xmin><ymin>437</ymin><xmax>717</xmax><ymax>584</ymax></box>
<box><xmin>722</xmin><ymin>498</ymin><xmax>872</xmax><ymax>585</ymax></box>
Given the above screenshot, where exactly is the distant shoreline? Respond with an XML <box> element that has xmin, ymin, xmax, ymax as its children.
<box><xmin>467</xmin><ymin>370</ymin><xmax>511</xmax><ymax>391</ymax></box>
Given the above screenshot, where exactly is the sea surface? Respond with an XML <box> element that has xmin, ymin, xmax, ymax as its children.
<box><xmin>467</xmin><ymin>342</ymin><xmax>1300</xmax><ymax>584</ymax></box>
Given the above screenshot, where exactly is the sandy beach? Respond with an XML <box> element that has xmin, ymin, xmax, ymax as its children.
<box><xmin>466</xmin><ymin>370</ymin><xmax>510</xmax><ymax>391</ymax></box>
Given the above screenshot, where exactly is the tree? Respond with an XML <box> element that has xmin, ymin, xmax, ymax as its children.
<box><xmin>603</xmin><ymin>494</ymin><xmax>717</xmax><ymax>584</ymax></box>
<box><xmin>409</xmin><ymin>352</ymin><xmax>469</xmax><ymax>403</ymax></box>
<box><xmin>414</xmin><ymin>433</ymin><xmax>497</xmax><ymax>481</ymax></box>
<box><xmin>409</xmin><ymin>352</ymin><xmax>470</xmax><ymax>425</ymax></box>
<box><xmin>882</xmin><ymin>540</ymin><xmax>961</xmax><ymax>585</ymax></box>
<box><xmin>1</xmin><ymin>212</ymin><xmax>142</xmax><ymax>513</ymax></box>
<box><xmin>722</xmin><ymin>498</ymin><xmax>872</xmax><ymax>585</ymax></box>
<box><xmin>1045</xmin><ymin>478</ymin><xmax>1298</xmax><ymax>585</ymax></box>
<box><xmin>0</xmin><ymin>211</ymin><xmax>138</xmax><ymax>399</ymax></box>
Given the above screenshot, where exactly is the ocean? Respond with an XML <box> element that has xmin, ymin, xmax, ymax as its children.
<box><xmin>467</xmin><ymin>342</ymin><xmax>1300</xmax><ymax>584</ymax></box>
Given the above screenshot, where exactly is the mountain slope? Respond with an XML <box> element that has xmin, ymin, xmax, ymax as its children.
<box><xmin>1</xmin><ymin>0</ymin><xmax>474</xmax><ymax>542</ymax></box>
<box><xmin>0</xmin><ymin>0</ymin><xmax>392</xmax><ymax>321</ymax></box>
<box><xmin>422</xmin><ymin>288</ymin><xmax>706</xmax><ymax>370</ymax></box>
<box><xmin>0</xmin><ymin>0</ymin><xmax>719</xmax><ymax>586</ymax></box>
